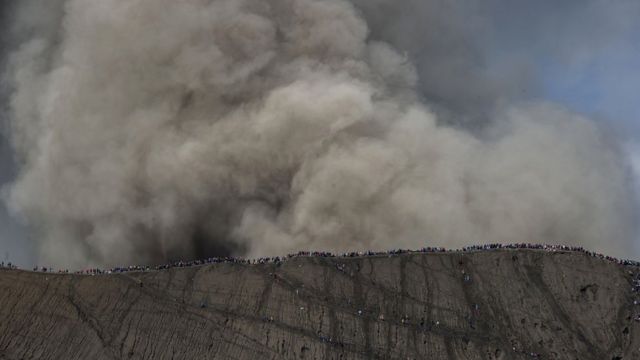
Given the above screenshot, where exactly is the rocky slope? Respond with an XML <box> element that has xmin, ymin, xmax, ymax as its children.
<box><xmin>1</xmin><ymin>249</ymin><xmax>639</xmax><ymax>359</ymax></box>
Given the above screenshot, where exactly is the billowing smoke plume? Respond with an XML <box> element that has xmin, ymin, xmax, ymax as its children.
<box><xmin>2</xmin><ymin>0</ymin><xmax>636</xmax><ymax>267</ymax></box>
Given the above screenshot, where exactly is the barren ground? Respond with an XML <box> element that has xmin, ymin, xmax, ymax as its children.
<box><xmin>1</xmin><ymin>249</ymin><xmax>639</xmax><ymax>359</ymax></box>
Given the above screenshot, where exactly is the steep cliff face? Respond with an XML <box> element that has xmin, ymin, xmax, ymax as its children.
<box><xmin>0</xmin><ymin>249</ymin><xmax>638</xmax><ymax>359</ymax></box>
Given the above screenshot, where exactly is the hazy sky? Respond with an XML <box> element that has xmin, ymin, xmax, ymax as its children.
<box><xmin>0</xmin><ymin>0</ymin><xmax>29</xmax><ymax>266</ymax></box>
<box><xmin>1</xmin><ymin>1</ymin><xmax>639</xmax><ymax>266</ymax></box>
<box><xmin>0</xmin><ymin>120</ymin><xmax>29</xmax><ymax>266</ymax></box>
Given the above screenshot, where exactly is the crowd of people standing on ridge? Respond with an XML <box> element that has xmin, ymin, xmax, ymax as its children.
<box><xmin>5</xmin><ymin>242</ymin><xmax>640</xmax><ymax>275</ymax></box>
<box><xmin>0</xmin><ymin>261</ymin><xmax>17</xmax><ymax>270</ymax></box>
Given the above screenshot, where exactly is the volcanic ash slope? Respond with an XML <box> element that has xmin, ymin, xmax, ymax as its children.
<box><xmin>0</xmin><ymin>249</ymin><xmax>639</xmax><ymax>359</ymax></box>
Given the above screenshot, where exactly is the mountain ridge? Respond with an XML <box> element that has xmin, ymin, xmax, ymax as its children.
<box><xmin>1</xmin><ymin>248</ymin><xmax>638</xmax><ymax>359</ymax></box>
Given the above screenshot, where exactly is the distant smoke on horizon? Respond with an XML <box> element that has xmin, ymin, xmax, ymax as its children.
<box><xmin>1</xmin><ymin>0</ymin><xmax>637</xmax><ymax>267</ymax></box>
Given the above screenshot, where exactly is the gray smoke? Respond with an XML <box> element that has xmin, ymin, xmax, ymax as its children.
<box><xmin>2</xmin><ymin>0</ymin><xmax>636</xmax><ymax>267</ymax></box>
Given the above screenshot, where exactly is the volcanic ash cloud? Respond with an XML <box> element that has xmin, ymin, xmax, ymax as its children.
<box><xmin>3</xmin><ymin>0</ymin><xmax>635</xmax><ymax>267</ymax></box>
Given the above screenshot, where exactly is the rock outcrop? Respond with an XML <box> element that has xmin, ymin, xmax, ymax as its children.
<box><xmin>1</xmin><ymin>249</ymin><xmax>639</xmax><ymax>359</ymax></box>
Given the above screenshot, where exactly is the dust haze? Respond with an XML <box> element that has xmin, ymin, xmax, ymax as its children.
<box><xmin>1</xmin><ymin>0</ymin><xmax>636</xmax><ymax>267</ymax></box>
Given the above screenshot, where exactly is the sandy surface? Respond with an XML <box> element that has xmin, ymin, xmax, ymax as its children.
<box><xmin>1</xmin><ymin>249</ymin><xmax>638</xmax><ymax>359</ymax></box>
